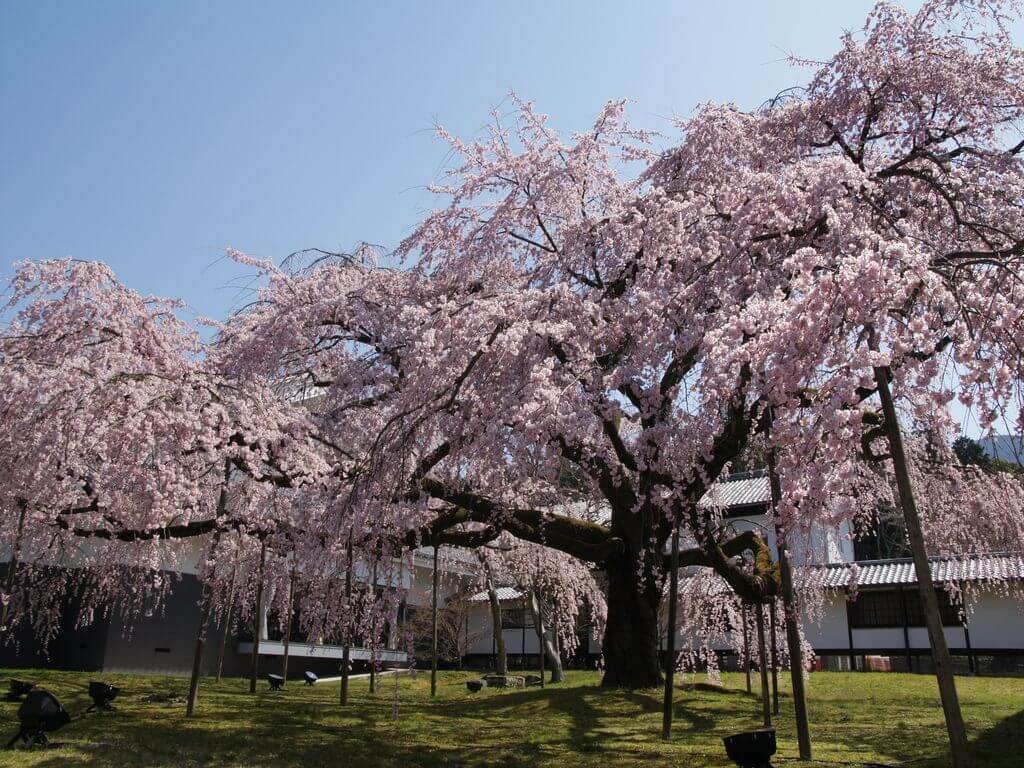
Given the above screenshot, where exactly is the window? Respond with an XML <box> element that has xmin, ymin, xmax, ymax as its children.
<box><xmin>848</xmin><ymin>589</ymin><xmax>962</xmax><ymax>628</ymax></box>
<box><xmin>848</xmin><ymin>590</ymin><xmax>903</xmax><ymax>628</ymax></box>
<box><xmin>501</xmin><ymin>607</ymin><xmax>528</xmax><ymax>629</ymax></box>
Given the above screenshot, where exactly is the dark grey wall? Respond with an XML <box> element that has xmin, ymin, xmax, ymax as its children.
<box><xmin>103</xmin><ymin>573</ymin><xmax>211</xmax><ymax>676</ymax></box>
<box><xmin>0</xmin><ymin>564</ymin><xmax>109</xmax><ymax>672</ymax></box>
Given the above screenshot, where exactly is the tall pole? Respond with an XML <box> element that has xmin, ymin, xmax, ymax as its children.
<box><xmin>187</xmin><ymin>581</ymin><xmax>213</xmax><ymax>717</ymax></box>
<box><xmin>534</xmin><ymin>589</ymin><xmax>545</xmax><ymax>688</ymax></box>
<box><xmin>281</xmin><ymin>557</ymin><xmax>296</xmax><ymax>683</ymax></box>
<box><xmin>216</xmin><ymin>564</ymin><xmax>236</xmax><ymax>682</ymax></box>
<box><xmin>742</xmin><ymin>605</ymin><xmax>751</xmax><ymax>694</ymax></box>
<box><xmin>874</xmin><ymin>366</ymin><xmax>968</xmax><ymax>768</ymax></box>
<box><xmin>661</xmin><ymin>522</ymin><xmax>681</xmax><ymax>740</ymax></box>
<box><xmin>766</xmin><ymin>410</ymin><xmax>812</xmax><ymax>760</ymax></box>
<box><xmin>340</xmin><ymin>535</ymin><xmax>354</xmax><ymax>706</ymax></box>
<box><xmin>769</xmin><ymin>600</ymin><xmax>780</xmax><ymax>716</ymax></box>
<box><xmin>370</xmin><ymin>560</ymin><xmax>378</xmax><ymax>695</ymax></box>
<box><xmin>431</xmin><ymin>543</ymin><xmax>439</xmax><ymax>698</ymax></box>
<box><xmin>249</xmin><ymin>539</ymin><xmax>267</xmax><ymax>694</ymax></box>
<box><xmin>478</xmin><ymin>552</ymin><xmax>506</xmax><ymax>676</ymax></box>
<box><xmin>755</xmin><ymin>602</ymin><xmax>772</xmax><ymax>728</ymax></box>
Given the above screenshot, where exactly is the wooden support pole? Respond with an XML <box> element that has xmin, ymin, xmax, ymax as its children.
<box><xmin>478</xmin><ymin>553</ymin><xmax>506</xmax><ymax>676</ymax></box>
<box><xmin>900</xmin><ymin>585</ymin><xmax>913</xmax><ymax>673</ymax></box>
<box><xmin>188</xmin><ymin>516</ymin><xmax>225</xmax><ymax>715</ymax></box>
<box><xmin>431</xmin><ymin>543</ymin><xmax>439</xmax><ymax>698</ymax></box>
<box><xmin>521</xmin><ymin>621</ymin><xmax>526</xmax><ymax>670</ymax></box>
<box><xmin>755</xmin><ymin>602</ymin><xmax>772</xmax><ymax>728</ymax></box>
<box><xmin>216</xmin><ymin>566</ymin><xmax>236</xmax><ymax>682</ymax></box>
<box><xmin>535</xmin><ymin>589</ymin><xmax>545</xmax><ymax>688</ymax></box>
<box><xmin>661</xmin><ymin>522</ymin><xmax>681</xmax><ymax>741</ymax></box>
<box><xmin>370</xmin><ymin>560</ymin><xmax>378</xmax><ymax>694</ymax></box>
<box><xmin>766</xmin><ymin>417</ymin><xmax>812</xmax><ymax>760</ymax></box>
<box><xmin>340</xmin><ymin>536</ymin><xmax>354</xmax><ymax>706</ymax></box>
<box><xmin>249</xmin><ymin>539</ymin><xmax>267</xmax><ymax>695</ymax></box>
<box><xmin>769</xmin><ymin>600</ymin><xmax>779</xmax><ymax>716</ymax></box>
<box><xmin>742</xmin><ymin>604</ymin><xmax>752</xmax><ymax>694</ymax></box>
<box><xmin>281</xmin><ymin>558</ymin><xmax>296</xmax><ymax>683</ymax></box>
<box><xmin>187</xmin><ymin>582</ymin><xmax>213</xmax><ymax>717</ymax></box>
<box><xmin>874</xmin><ymin>366</ymin><xmax>968</xmax><ymax>768</ymax></box>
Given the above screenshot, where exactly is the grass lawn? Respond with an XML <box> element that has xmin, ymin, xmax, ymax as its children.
<box><xmin>0</xmin><ymin>668</ymin><xmax>1021</xmax><ymax>767</ymax></box>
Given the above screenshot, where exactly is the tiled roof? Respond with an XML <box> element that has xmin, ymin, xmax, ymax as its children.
<box><xmin>804</xmin><ymin>553</ymin><xmax>1024</xmax><ymax>590</ymax></box>
<box><xmin>467</xmin><ymin>586</ymin><xmax>524</xmax><ymax>603</ymax></box>
<box><xmin>698</xmin><ymin>470</ymin><xmax>771</xmax><ymax>509</ymax></box>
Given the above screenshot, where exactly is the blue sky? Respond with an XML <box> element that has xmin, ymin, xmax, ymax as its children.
<box><xmin>4</xmin><ymin>1</ymin><xmax>1020</xmax><ymax>437</ymax></box>
<box><xmin>3</xmin><ymin>0</ymin><xmax>909</xmax><ymax>321</ymax></box>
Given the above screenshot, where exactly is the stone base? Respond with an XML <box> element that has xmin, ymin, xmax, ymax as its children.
<box><xmin>483</xmin><ymin>675</ymin><xmax>525</xmax><ymax>688</ymax></box>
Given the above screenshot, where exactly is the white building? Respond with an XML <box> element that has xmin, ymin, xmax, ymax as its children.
<box><xmin>4</xmin><ymin>471</ymin><xmax>1023</xmax><ymax>677</ymax></box>
<box><xmin>460</xmin><ymin>471</ymin><xmax>1024</xmax><ymax>676</ymax></box>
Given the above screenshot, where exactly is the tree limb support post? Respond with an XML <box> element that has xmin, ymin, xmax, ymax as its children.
<box><xmin>755</xmin><ymin>602</ymin><xmax>772</xmax><ymax>728</ymax></box>
<box><xmin>742</xmin><ymin>605</ymin><xmax>751</xmax><ymax>694</ymax></box>
<box><xmin>431</xmin><ymin>543</ymin><xmax>439</xmax><ymax>698</ymax></box>
<box><xmin>767</xmin><ymin>414</ymin><xmax>812</xmax><ymax>760</ymax></box>
<box><xmin>769</xmin><ymin>599</ymin><xmax>779</xmax><ymax>716</ymax></box>
<box><xmin>281</xmin><ymin>556</ymin><xmax>296</xmax><ymax>682</ymax></box>
<box><xmin>340</xmin><ymin>535</ymin><xmax>354</xmax><ymax>706</ymax></box>
<box><xmin>661</xmin><ymin>522</ymin><xmax>680</xmax><ymax>741</ymax></box>
<box><xmin>249</xmin><ymin>539</ymin><xmax>267</xmax><ymax>695</ymax></box>
<box><xmin>874</xmin><ymin>366</ymin><xmax>968</xmax><ymax>768</ymax></box>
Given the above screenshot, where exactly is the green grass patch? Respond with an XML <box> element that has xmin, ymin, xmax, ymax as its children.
<box><xmin>0</xmin><ymin>668</ymin><xmax>1021</xmax><ymax>767</ymax></box>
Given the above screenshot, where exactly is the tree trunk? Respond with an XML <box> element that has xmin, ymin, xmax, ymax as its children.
<box><xmin>478</xmin><ymin>554</ymin><xmax>506</xmax><ymax>676</ymax></box>
<box><xmin>549</xmin><ymin>614</ymin><xmax>564</xmax><ymax>684</ymax></box>
<box><xmin>601</xmin><ymin>556</ymin><xmax>663</xmax><ymax>688</ymax></box>
<box><xmin>526</xmin><ymin>588</ymin><xmax>563</xmax><ymax>684</ymax></box>
<box><xmin>874</xmin><ymin>366</ymin><xmax>969</xmax><ymax>768</ymax></box>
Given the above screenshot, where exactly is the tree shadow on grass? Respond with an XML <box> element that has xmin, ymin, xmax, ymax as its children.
<box><xmin>12</xmin><ymin>672</ymin><xmax>1020</xmax><ymax>768</ymax></box>
<box><xmin>962</xmin><ymin>708</ymin><xmax>1024</xmax><ymax>768</ymax></box>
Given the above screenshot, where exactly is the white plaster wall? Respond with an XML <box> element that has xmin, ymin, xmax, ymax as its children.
<box><xmin>906</xmin><ymin>626</ymin><xmax>967</xmax><ymax>649</ymax></box>
<box><xmin>404</xmin><ymin>562</ymin><xmax>463</xmax><ymax>608</ymax></box>
<box><xmin>801</xmin><ymin>592</ymin><xmax>849</xmax><ymax>649</ymax></box>
<box><xmin>466</xmin><ymin>604</ymin><xmax>494</xmax><ymax>654</ymax></box>
<box><xmin>852</xmin><ymin>627</ymin><xmax>906</xmax><ymax>649</ymax></box>
<box><xmin>965</xmin><ymin>591</ymin><xmax>1024</xmax><ymax>649</ymax></box>
<box><xmin>464</xmin><ymin>603</ymin><xmax>546</xmax><ymax>654</ymax></box>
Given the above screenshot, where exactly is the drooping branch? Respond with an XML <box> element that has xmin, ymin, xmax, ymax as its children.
<box><xmin>418</xmin><ymin>477</ymin><xmax>624</xmax><ymax>562</ymax></box>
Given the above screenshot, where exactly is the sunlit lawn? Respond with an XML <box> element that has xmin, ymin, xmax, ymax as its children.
<box><xmin>0</xmin><ymin>668</ymin><xmax>1021</xmax><ymax>767</ymax></box>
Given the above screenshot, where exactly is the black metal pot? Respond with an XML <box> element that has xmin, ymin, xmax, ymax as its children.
<box><xmin>87</xmin><ymin>682</ymin><xmax>119</xmax><ymax>712</ymax></box>
<box><xmin>723</xmin><ymin>728</ymin><xmax>777</xmax><ymax>768</ymax></box>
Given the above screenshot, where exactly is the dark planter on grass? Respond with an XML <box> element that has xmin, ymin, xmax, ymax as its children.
<box><xmin>723</xmin><ymin>728</ymin><xmax>776</xmax><ymax>768</ymax></box>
